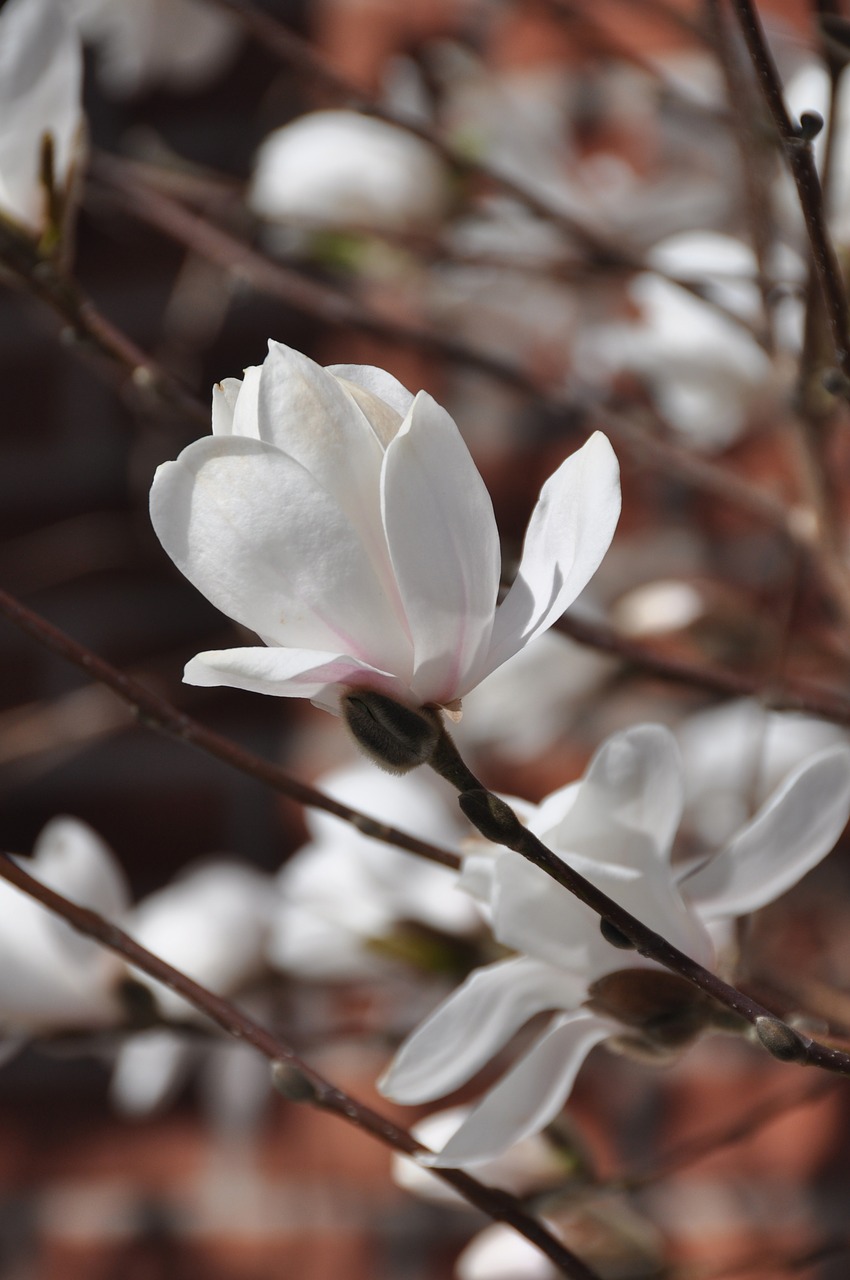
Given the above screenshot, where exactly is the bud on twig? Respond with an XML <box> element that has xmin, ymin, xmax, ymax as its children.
<box><xmin>270</xmin><ymin>1059</ymin><xmax>320</xmax><ymax>1103</ymax></box>
<box><xmin>754</xmin><ymin>1016</ymin><xmax>810</xmax><ymax>1063</ymax></box>
<box><xmin>459</xmin><ymin>789</ymin><xmax>526</xmax><ymax>847</ymax></box>
<box><xmin>342</xmin><ymin>691</ymin><xmax>440</xmax><ymax>774</ymax></box>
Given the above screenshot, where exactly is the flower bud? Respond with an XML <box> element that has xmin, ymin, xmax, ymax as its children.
<box><xmin>270</xmin><ymin>1059</ymin><xmax>319</xmax><ymax>1103</ymax></box>
<box><xmin>754</xmin><ymin>1016</ymin><xmax>810</xmax><ymax>1063</ymax></box>
<box><xmin>458</xmin><ymin>789</ymin><xmax>526</xmax><ymax>848</ymax></box>
<box><xmin>342</xmin><ymin>691</ymin><xmax>440</xmax><ymax>774</ymax></box>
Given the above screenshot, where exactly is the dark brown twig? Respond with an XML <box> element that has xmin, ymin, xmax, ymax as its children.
<box><xmin>0</xmin><ymin>586</ymin><xmax>460</xmax><ymax>872</ymax></box>
<box><xmin>730</xmin><ymin>0</ymin><xmax>850</xmax><ymax>384</ymax></box>
<box><xmin>0</xmin><ymin>219</ymin><xmax>208</xmax><ymax>428</ymax></box>
<box><xmin>0</xmin><ymin>850</ymin><xmax>598</xmax><ymax>1280</ymax></box>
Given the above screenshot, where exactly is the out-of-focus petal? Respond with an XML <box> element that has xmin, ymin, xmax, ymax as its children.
<box><xmin>683</xmin><ymin>745</ymin><xmax>850</xmax><ymax>920</ymax></box>
<box><xmin>382</xmin><ymin>392</ymin><xmax>500</xmax><ymax>704</ymax></box>
<box><xmin>0</xmin><ymin>0</ymin><xmax>82</xmax><ymax>229</ymax></box>
<box><xmin>380</xmin><ymin>956</ymin><xmax>579</xmax><ymax>1104</ymax></box>
<box><xmin>485</xmin><ymin>433</ymin><xmax>620</xmax><ymax>671</ymax></box>
<box><xmin>457</xmin><ymin>1223</ymin><xmax>561</xmax><ymax>1280</ymax></box>
<box><xmin>110</xmin><ymin>1030</ymin><xmax>193</xmax><ymax>1116</ymax></box>
<box><xmin>422</xmin><ymin>1011</ymin><xmax>611</xmax><ymax>1167</ymax></box>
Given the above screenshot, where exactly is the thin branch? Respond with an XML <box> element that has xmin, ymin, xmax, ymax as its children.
<box><xmin>555</xmin><ymin>612</ymin><xmax>850</xmax><ymax>726</ymax></box>
<box><xmin>427</xmin><ymin>726</ymin><xmax>850</xmax><ymax>1079</ymax></box>
<box><xmin>92</xmin><ymin>157</ymin><xmax>804</xmax><ymax>551</ymax></box>
<box><xmin>0</xmin><ymin>851</ymin><xmax>598</xmax><ymax>1280</ymax></box>
<box><xmin>0</xmin><ymin>219</ymin><xmax>208</xmax><ymax>429</ymax></box>
<box><xmin>730</xmin><ymin>0</ymin><xmax>850</xmax><ymax>384</ymax></box>
<box><xmin>0</xmin><ymin>585</ymin><xmax>460</xmax><ymax>872</ymax></box>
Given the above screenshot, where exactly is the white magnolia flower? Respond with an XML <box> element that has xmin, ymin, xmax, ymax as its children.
<box><xmin>123</xmin><ymin>860</ymin><xmax>273</xmax><ymax>1021</ymax></box>
<box><xmin>577</xmin><ymin>232</ymin><xmax>802</xmax><ymax>450</ymax></box>
<box><xmin>269</xmin><ymin>762</ymin><xmax>477</xmax><ymax>981</ymax></box>
<box><xmin>70</xmin><ymin>0</ymin><xmax>237</xmax><ymax>96</ymax></box>
<box><xmin>380</xmin><ymin>725</ymin><xmax>850</xmax><ymax>1167</ymax></box>
<box><xmin>150</xmin><ymin>342</ymin><xmax>620</xmax><ymax>716</ymax></box>
<box><xmin>0</xmin><ymin>0</ymin><xmax>83</xmax><ymax>233</ymax></box>
<box><xmin>250</xmin><ymin>110</ymin><xmax>450</xmax><ymax>237</ymax></box>
<box><xmin>0</xmin><ymin>817</ymin><xmax>130</xmax><ymax>1037</ymax></box>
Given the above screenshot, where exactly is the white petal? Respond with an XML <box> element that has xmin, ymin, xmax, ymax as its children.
<box><xmin>184</xmin><ymin>646</ymin><xmax>410</xmax><ymax>708</ymax></box>
<box><xmin>382</xmin><ymin>392</ymin><xmax>501</xmax><ymax>704</ymax></box>
<box><xmin>328</xmin><ymin>363</ymin><xmax>416</xmax><ymax>427</ymax></box>
<box><xmin>32</xmin><ymin>816</ymin><xmax>130</xmax><ymax>917</ymax></box>
<box><xmin>457</xmin><ymin>1223</ymin><xmax>560</xmax><ymax>1280</ymax></box>
<box><xmin>485</xmin><ymin>433</ymin><xmax>620</xmax><ymax>671</ymax></box>
<box><xmin>110</xmin><ymin>1030</ymin><xmax>193</xmax><ymax>1116</ymax></box>
<box><xmin>538</xmin><ymin>725</ymin><xmax>684</xmax><ymax>861</ymax></box>
<box><xmin>380</xmin><ymin>956</ymin><xmax>579</xmax><ymax>1104</ymax></box>
<box><xmin>0</xmin><ymin>0</ymin><xmax>82</xmax><ymax>229</ymax></box>
<box><xmin>424</xmin><ymin>1011</ymin><xmax>611</xmax><ymax>1167</ymax></box>
<box><xmin>150</xmin><ymin>435</ymin><xmax>413</xmax><ymax>678</ymax></box>
<box><xmin>683</xmin><ymin>745</ymin><xmax>850</xmax><ymax>920</ymax></box>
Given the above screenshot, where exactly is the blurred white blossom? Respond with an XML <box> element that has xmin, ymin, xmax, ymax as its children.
<box><xmin>269</xmin><ymin>762</ymin><xmax>476</xmax><ymax>981</ymax></box>
<box><xmin>150</xmin><ymin>342</ymin><xmax>620</xmax><ymax>716</ymax></box>
<box><xmin>70</xmin><ymin>0</ymin><xmax>238</xmax><ymax>96</ymax></box>
<box><xmin>250</xmin><ymin>110</ymin><xmax>450</xmax><ymax>240</ymax></box>
<box><xmin>381</xmin><ymin>725</ymin><xmax>850</xmax><ymax>1166</ymax></box>
<box><xmin>677</xmin><ymin>698</ymin><xmax>850</xmax><ymax>848</ymax></box>
<box><xmin>0</xmin><ymin>817</ymin><xmax>129</xmax><ymax>1038</ymax></box>
<box><xmin>0</xmin><ymin>0</ymin><xmax>83</xmax><ymax>234</ymax></box>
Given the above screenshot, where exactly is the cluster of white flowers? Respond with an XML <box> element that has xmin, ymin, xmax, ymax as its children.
<box><xmin>6</xmin><ymin>1</ymin><xmax>850</xmax><ymax>1274</ymax></box>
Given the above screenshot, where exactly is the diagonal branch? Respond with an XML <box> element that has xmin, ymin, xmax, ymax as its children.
<box><xmin>0</xmin><ymin>849</ymin><xmax>598</xmax><ymax>1280</ymax></box>
<box><xmin>0</xmin><ymin>585</ymin><xmax>460</xmax><ymax>872</ymax></box>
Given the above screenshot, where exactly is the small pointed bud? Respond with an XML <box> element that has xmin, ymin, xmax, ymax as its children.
<box><xmin>797</xmin><ymin>110</ymin><xmax>824</xmax><ymax>142</ymax></box>
<box><xmin>458</xmin><ymin>789</ymin><xmax>526</xmax><ymax>848</ymax></box>
<box><xmin>342</xmin><ymin>692</ymin><xmax>440</xmax><ymax>774</ymax></box>
<box><xmin>599</xmin><ymin>918</ymin><xmax>636</xmax><ymax>950</ymax></box>
<box><xmin>270</xmin><ymin>1059</ymin><xmax>320</xmax><ymax>1103</ymax></box>
<box><xmin>754</xmin><ymin>1016</ymin><xmax>810</xmax><ymax>1063</ymax></box>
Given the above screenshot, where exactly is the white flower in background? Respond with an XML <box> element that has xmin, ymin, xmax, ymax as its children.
<box><xmin>123</xmin><ymin>860</ymin><xmax>273</xmax><ymax>1021</ymax></box>
<box><xmin>150</xmin><ymin>342</ymin><xmax>620</xmax><ymax>716</ymax></box>
<box><xmin>269</xmin><ymin>762</ymin><xmax>477</xmax><ymax>981</ymax></box>
<box><xmin>577</xmin><ymin>232</ymin><xmax>801</xmax><ymax>450</ymax></box>
<box><xmin>677</xmin><ymin>698</ymin><xmax>850</xmax><ymax>848</ymax></box>
<box><xmin>0</xmin><ymin>0</ymin><xmax>83</xmax><ymax>233</ymax></box>
<box><xmin>111</xmin><ymin>860</ymin><xmax>273</xmax><ymax>1115</ymax></box>
<box><xmin>380</xmin><ymin>725</ymin><xmax>850</xmax><ymax>1166</ymax></box>
<box><xmin>457</xmin><ymin>629</ymin><xmax>615</xmax><ymax>763</ymax></box>
<box><xmin>0</xmin><ymin>817</ymin><xmax>129</xmax><ymax>1041</ymax></box>
<box><xmin>250</xmin><ymin>110</ymin><xmax>450</xmax><ymax>237</ymax></box>
<box><xmin>70</xmin><ymin>0</ymin><xmax>238</xmax><ymax>96</ymax></box>
<box><xmin>456</xmin><ymin>1223</ymin><xmax>562</xmax><ymax>1280</ymax></box>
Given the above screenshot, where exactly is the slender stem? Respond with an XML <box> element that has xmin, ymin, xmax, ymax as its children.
<box><xmin>554</xmin><ymin>611</ymin><xmax>850</xmax><ymax>726</ymax></box>
<box><xmin>0</xmin><ymin>219</ymin><xmax>208</xmax><ymax>429</ymax></box>
<box><xmin>428</xmin><ymin>725</ymin><xmax>850</xmax><ymax>1079</ymax></box>
<box><xmin>93</xmin><ymin>157</ymin><xmax>808</xmax><ymax>552</ymax></box>
<box><xmin>0</xmin><ymin>851</ymin><xmax>598</xmax><ymax>1280</ymax></box>
<box><xmin>0</xmin><ymin>586</ymin><xmax>460</xmax><ymax>871</ymax></box>
<box><xmin>729</xmin><ymin>0</ymin><xmax>850</xmax><ymax>384</ymax></box>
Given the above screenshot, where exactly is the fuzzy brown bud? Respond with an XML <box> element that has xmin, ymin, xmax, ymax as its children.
<box><xmin>342</xmin><ymin>691</ymin><xmax>440</xmax><ymax>774</ymax></box>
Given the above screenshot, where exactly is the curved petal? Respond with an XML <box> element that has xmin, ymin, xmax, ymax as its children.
<box><xmin>382</xmin><ymin>392</ymin><xmax>501</xmax><ymax>704</ymax></box>
<box><xmin>328</xmin><ymin>364</ymin><xmax>416</xmax><ymax>437</ymax></box>
<box><xmin>379</xmin><ymin>956</ymin><xmax>580</xmax><ymax>1104</ymax></box>
<box><xmin>0</xmin><ymin>0</ymin><xmax>82</xmax><ymax>229</ymax></box>
<box><xmin>538</xmin><ymin>725</ymin><xmax>684</xmax><ymax>862</ymax></box>
<box><xmin>485</xmin><ymin>433</ymin><xmax>620</xmax><ymax>672</ymax></box>
<box><xmin>184</xmin><ymin>646</ymin><xmax>409</xmax><ymax>708</ymax></box>
<box><xmin>683</xmin><ymin>745</ymin><xmax>850</xmax><ymax>921</ymax></box>
<box><xmin>150</xmin><ymin>434</ymin><xmax>413</xmax><ymax>678</ymax></box>
<box><xmin>423</xmin><ymin>1011</ymin><xmax>612</xmax><ymax>1167</ymax></box>
<box><xmin>33</xmin><ymin>816</ymin><xmax>130</xmax><ymax>918</ymax></box>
